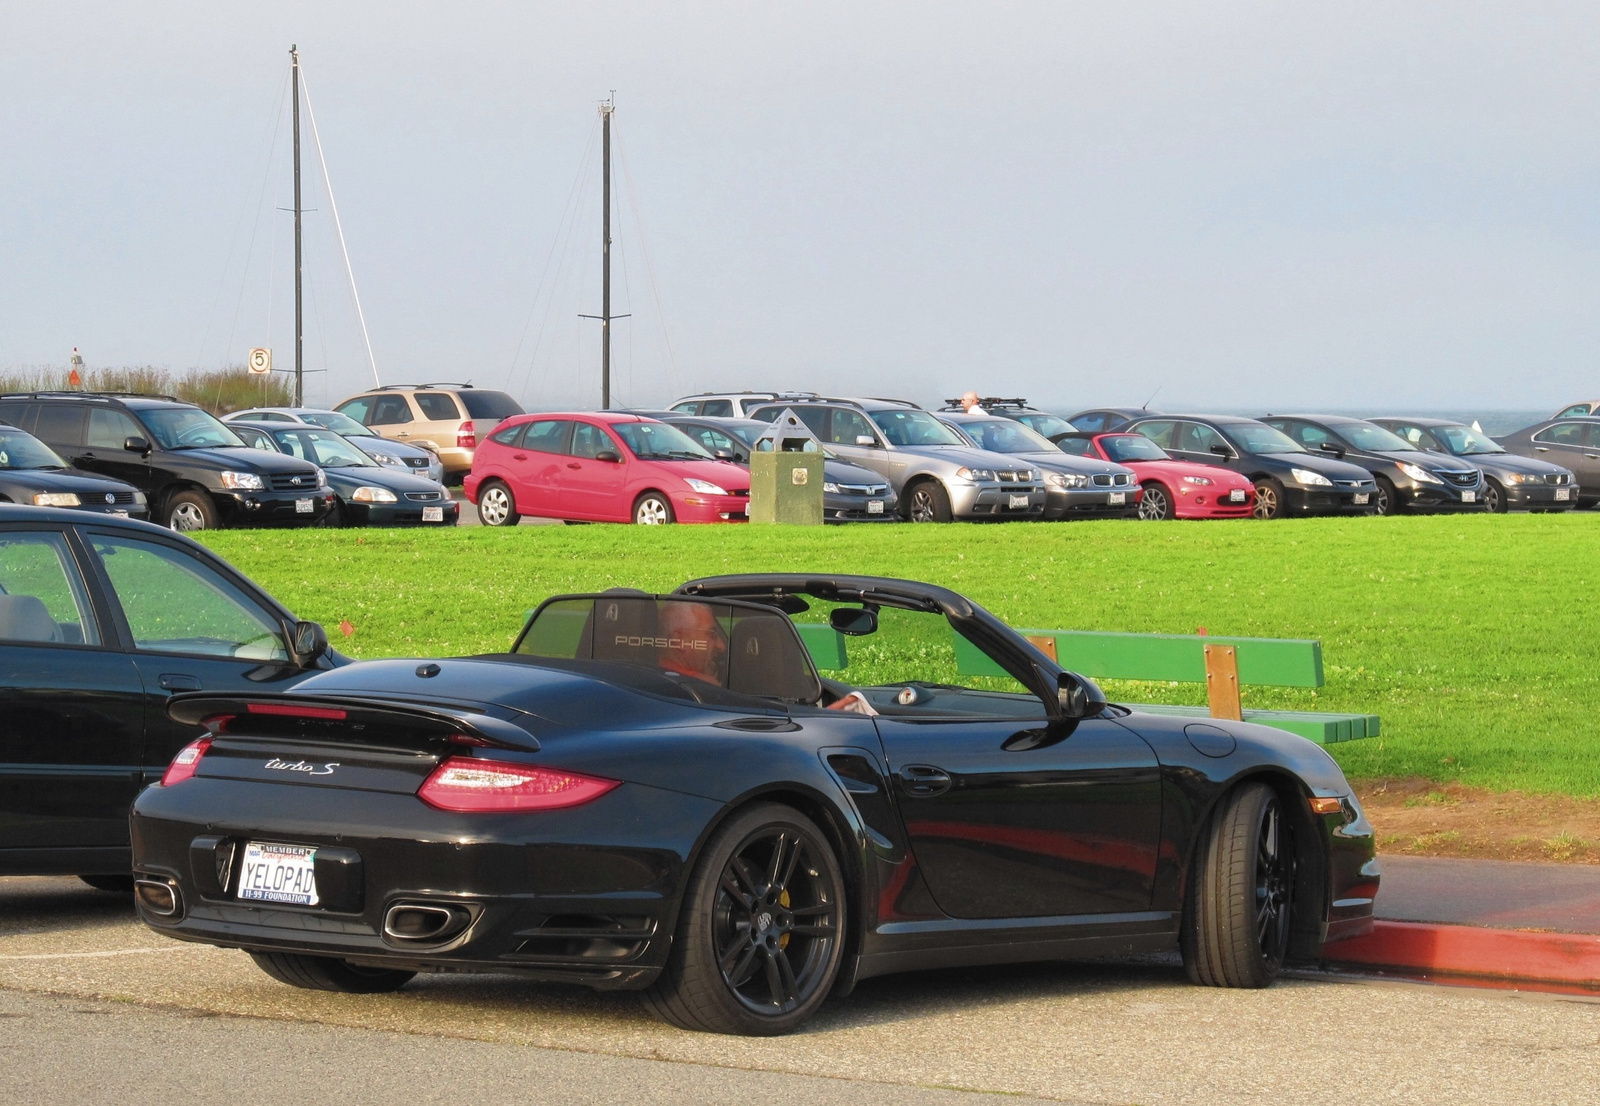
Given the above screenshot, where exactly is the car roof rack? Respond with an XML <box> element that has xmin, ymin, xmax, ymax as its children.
<box><xmin>0</xmin><ymin>390</ymin><xmax>181</xmax><ymax>402</ymax></box>
<box><xmin>373</xmin><ymin>382</ymin><xmax>475</xmax><ymax>390</ymax></box>
<box><xmin>939</xmin><ymin>396</ymin><xmax>1033</xmax><ymax>411</ymax></box>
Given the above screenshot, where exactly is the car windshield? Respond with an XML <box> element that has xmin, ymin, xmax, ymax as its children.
<box><xmin>273</xmin><ymin>429</ymin><xmax>376</xmax><ymax>468</ymax></box>
<box><xmin>1020</xmin><ymin>413</ymin><xmax>1077</xmax><ymax>438</ymax></box>
<box><xmin>870</xmin><ymin>409</ymin><xmax>966</xmax><ymax>447</ymax></box>
<box><xmin>1100</xmin><ymin>435</ymin><xmax>1168</xmax><ymax>462</ymax></box>
<box><xmin>300</xmin><ymin>411</ymin><xmax>376</xmax><ymax>437</ymax></box>
<box><xmin>961</xmin><ymin>419</ymin><xmax>1056</xmax><ymax>454</ymax></box>
<box><xmin>0</xmin><ymin>430</ymin><xmax>67</xmax><ymax>469</ymax></box>
<box><xmin>1337</xmin><ymin>423</ymin><xmax>1413</xmax><ymax>451</ymax></box>
<box><xmin>1433</xmin><ymin>425</ymin><xmax>1505</xmax><ymax>455</ymax></box>
<box><xmin>613</xmin><ymin>421</ymin><xmax>713</xmax><ymax>460</ymax></box>
<box><xmin>1228</xmin><ymin>423</ymin><xmax>1304</xmax><ymax>454</ymax></box>
<box><xmin>458</xmin><ymin>390</ymin><xmax>525</xmax><ymax>419</ymax></box>
<box><xmin>141</xmin><ymin>407</ymin><xmax>247</xmax><ymax>450</ymax></box>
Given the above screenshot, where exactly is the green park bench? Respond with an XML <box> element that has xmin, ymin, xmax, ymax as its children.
<box><xmin>794</xmin><ymin>622</ymin><xmax>1377</xmax><ymax>745</ymax></box>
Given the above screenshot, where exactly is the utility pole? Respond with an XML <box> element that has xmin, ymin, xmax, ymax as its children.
<box><xmin>291</xmin><ymin>44</ymin><xmax>304</xmax><ymax>407</ymax></box>
<box><xmin>580</xmin><ymin>95</ymin><xmax>627</xmax><ymax>408</ymax></box>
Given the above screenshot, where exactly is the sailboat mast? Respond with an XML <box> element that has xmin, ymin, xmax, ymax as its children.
<box><xmin>291</xmin><ymin>45</ymin><xmax>304</xmax><ymax>407</ymax></box>
<box><xmin>600</xmin><ymin>97</ymin><xmax>613</xmax><ymax>410</ymax></box>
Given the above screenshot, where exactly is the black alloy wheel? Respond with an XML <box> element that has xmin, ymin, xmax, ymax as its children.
<box><xmin>1483</xmin><ymin>478</ymin><xmax>1507</xmax><ymax>513</ymax></box>
<box><xmin>1251</xmin><ymin>478</ymin><xmax>1283</xmax><ymax>520</ymax></box>
<box><xmin>475</xmin><ymin>480</ymin><xmax>520</xmax><ymax>526</ymax></box>
<box><xmin>1182</xmin><ymin>782</ymin><xmax>1294</xmax><ymax>988</ymax></box>
<box><xmin>643</xmin><ymin>803</ymin><xmax>846</xmax><ymax>1035</ymax></box>
<box><xmin>1138</xmin><ymin>482</ymin><xmax>1174</xmax><ymax>520</ymax></box>
<box><xmin>1372</xmin><ymin>477</ymin><xmax>1398</xmax><ymax>516</ymax></box>
<box><xmin>905</xmin><ymin>481</ymin><xmax>952</xmax><ymax>523</ymax></box>
<box><xmin>248</xmin><ymin>951</ymin><xmax>416</xmax><ymax>994</ymax></box>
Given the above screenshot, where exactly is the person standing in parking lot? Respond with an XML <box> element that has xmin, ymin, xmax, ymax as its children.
<box><xmin>961</xmin><ymin>391</ymin><xmax>985</xmax><ymax>413</ymax></box>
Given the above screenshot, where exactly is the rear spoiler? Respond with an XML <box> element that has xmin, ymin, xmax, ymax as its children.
<box><xmin>167</xmin><ymin>693</ymin><xmax>541</xmax><ymax>752</ymax></box>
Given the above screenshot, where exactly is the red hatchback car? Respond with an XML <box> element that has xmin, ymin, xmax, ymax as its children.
<box><xmin>464</xmin><ymin>412</ymin><xmax>751</xmax><ymax>525</ymax></box>
<box><xmin>1054</xmin><ymin>432</ymin><xmax>1255</xmax><ymax>519</ymax></box>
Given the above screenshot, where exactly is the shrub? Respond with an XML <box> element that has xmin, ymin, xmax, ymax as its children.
<box><xmin>0</xmin><ymin>365</ymin><xmax>292</xmax><ymax>415</ymax></box>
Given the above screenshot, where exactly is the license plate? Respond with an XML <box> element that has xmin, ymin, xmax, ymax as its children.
<box><xmin>423</xmin><ymin>506</ymin><xmax>444</xmax><ymax>522</ymax></box>
<box><xmin>1108</xmin><ymin>491</ymin><xmax>1126</xmax><ymax>505</ymax></box>
<box><xmin>295</xmin><ymin>498</ymin><xmax>314</xmax><ymax>514</ymax></box>
<box><xmin>1557</xmin><ymin>488</ymin><xmax>1571</xmax><ymax>501</ymax></box>
<box><xmin>1229</xmin><ymin>489</ymin><xmax>1246</xmax><ymax>503</ymax></box>
<box><xmin>1461</xmin><ymin>490</ymin><xmax>1476</xmax><ymax>503</ymax></box>
<box><xmin>866</xmin><ymin>500</ymin><xmax>884</xmax><ymax>514</ymax></box>
<box><xmin>236</xmin><ymin>842</ymin><xmax>318</xmax><ymax>906</ymax></box>
<box><xmin>1353</xmin><ymin>493</ymin><xmax>1370</xmax><ymax>505</ymax></box>
<box><xmin>111</xmin><ymin>509</ymin><xmax>129</xmax><ymax>517</ymax></box>
<box><xmin>1008</xmin><ymin>494</ymin><xmax>1030</xmax><ymax>509</ymax></box>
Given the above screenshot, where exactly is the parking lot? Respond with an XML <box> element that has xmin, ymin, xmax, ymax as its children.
<box><xmin>4</xmin><ymin>876</ymin><xmax>1596</xmax><ymax>1105</ymax></box>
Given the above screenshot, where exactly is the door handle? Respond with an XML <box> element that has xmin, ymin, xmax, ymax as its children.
<box><xmin>396</xmin><ymin>431</ymin><xmax>410</xmax><ymax>438</ymax></box>
<box><xmin>1535</xmin><ymin>447</ymin><xmax>1549</xmax><ymax>452</ymax></box>
<box><xmin>158</xmin><ymin>674</ymin><xmax>201</xmax><ymax>691</ymax></box>
<box><xmin>897</xmin><ymin>764</ymin><xmax>952</xmax><ymax>797</ymax></box>
<box><xmin>513</xmin><ymin>453</ymin><xmax>527</xmax><ymax>461</ymax></box>
<box><xmin>567</xmin><ymin>462</ymin><xmax>582</xmax><ymax>469</ymax></box>
<box><xmin>1586</xmin><ymin>454</ymin><xmax>1598</xmax><ymax>459</ymax></box>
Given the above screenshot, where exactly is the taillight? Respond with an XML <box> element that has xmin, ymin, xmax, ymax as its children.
<box><xmin>161</xmin><ymin>737</ymin><xmax>212</xmax><ymax>787</ymax></box>
<box><xmin>417</xmin><ymin>756</ymin><xmax>618</xmax><ymax>813</ymax></box>
<box><xmin>457</xmin><ymin>421</ymin><xmax>476</xmax><ymax>449</ymax></box>
<box><xmin>247</xmin><ymin>702</ymin><xmax>347</xmax><ymax>721</ymax></box>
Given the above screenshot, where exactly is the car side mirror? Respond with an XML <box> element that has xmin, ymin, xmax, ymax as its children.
<box><xmin>855</xmin><ymin>435</ymin><xmax>878</xmax><ymax>447</ymax></box>
<box><xmin>594</xmin><ymin>449</ymin><xmax>621</xmax><ymax>463</ymax></box>
<box><xmin>288</xmin><ymin>619</ymin><xmax>329</xmax><ymax>668</ymax></box>
<box><xmin>713</xmin><ymin>449</ymin><xmax>734</xmax><ymax>461</ymax></box>
<box><xmin>1318</xmin><ymin>441</ymin><xmax>1346</xmax><ymax>458</ymax></box>
<box><xmin>1057</xmin><ymin>671</ymin><xmax>1107</xmax><ymax>719</ymax></box>
<box><xmin>829</xmin><ymin>606</ymin><xmax>878</xmax><ymax>636</ymax></box>
<box><xmin>124</xmin><ymin>435</ymin><xmax>151</xmax><ymax>456</ymax></box>
<box><xmin>1209</xmin><ymin>443</ymin><xmax>1231</xmax><ymax>457</ymax></box>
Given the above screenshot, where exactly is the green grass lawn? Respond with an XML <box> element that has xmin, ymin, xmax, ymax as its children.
<box><xmin>198</xmin><ymin>513</ymin><xmax>1598</xmax><ymax>796</ymax></box>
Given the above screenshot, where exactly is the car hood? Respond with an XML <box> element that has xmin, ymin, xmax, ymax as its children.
<box><xmin>356</xmin><ymin>436</ymin><xmax>436</xmax><ymax>461</ymax></box>
<box><xmin>1374</xmin><ymin>449</ymin><xmax>1479</xmax><ymax>473</ymax></box>
<box><xmin>1012</xmin><ymin>451</ymin><xmax>1132</xmax><ymax>478</ymax></box>
<box><xmin>641</xmin><ymin>458</ymin><xmax>750</xmax><ymax>490</ymax></box>
<box><xmin>893</xmin><ymin>444</ymin><xmax>1037</xmax><ymax>472</ymax></box>
<box><xmin>322</xmin><ymin>465</ymin><xmax>448</xmax><ymax>494</ymax></box>
<box><xmin>1257</xmin><ymin>452</ymin><xmax>1375</xmax><ymax>482</ymax></box>
<box><xmin>1448</xmin><ymin>451</ymin><xmax>1567</xmax><ymax>477</ymax></box>
<box><xmin>1121</xmin><ymin>459</ymin><xmax>1253</xmax><ymax>487</ymax></box>
<box><xmin>822</xmin><ymin>459</ymin><xmax>889</xmax><ymax>486</ymax></box>
<box><xmin>179</xmin><ymin>446</ymin><xmax>321</xmax><ymax>475</ymax></box>
<box><xmin>0</xmin><ymin>467</ymin><xmax>141</xmax><ymax>495</ymax></box>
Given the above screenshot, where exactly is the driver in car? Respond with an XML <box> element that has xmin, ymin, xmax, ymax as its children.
<box><xmin>656</xmin><ymin>602</ymin><xmax>729</xmax><ymax>685</ymax></box>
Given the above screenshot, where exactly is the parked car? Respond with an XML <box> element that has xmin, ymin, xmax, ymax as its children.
<box><xmin>936</xmin><ymin>411</ymin><xmax>1141</xmax><ymax>519</ymax></box>
<box><xmin>661</xmin><ymin>415</ymin><xmax>898</xmax><ymax>521</ymax></box>
<box><xmin>334</xmin><ymin>384</ymin><xmax>524</xmax><ymax>479</ymax></box>
<box><xmin>746</xmin><ymin>399</ymin><xmax>1046</xmax><ymax>522</ymax></box>
<box><xmin>225</xmin><ymin>408</ymin><xmax>445</xmax><ymax>484</ymax></box>
<box><xmin>0</xmin><ymin>423</ymin><xmax>148</xmax><ymax>519</ymax></box>
<box><xmin>668</xmin><ymin>392</ymin><xmax>820</xmax><ymax>418</ymax></box>
<box><xmin>1258</xmin><ymin>415</ymin><xmax>1484</xmax><ymax>516</ymax></box>
<box><xmin>130</xmin><ymin>574</ymin><xmax>1376</xmax><ymax>1034</ymax></box>
<box><xmin>1122</xmin><ymin>414</ymin><xmax>1378</xmax><ymax>519</ymax></box>
<box><xmin>1369</xmin><ymin>417</ymin><xmax>1578</xmax><ymax>513</ymax></box>
<box><xmin>1054</xmin><ymin>431</ymin><xmax>1255</xmax><ymax>519</ymax></box>
<box><xmin>1494</xmin><ymin>417</ymin><xmax>1600</xmax><ymax>507</ymax></box>
<box><xmin>1552</xmin><ymin>401</ymin><xmax>1600</xmax><ymax>418</ymax></box>
<box><xmin>1066</xmin><ymin>407</ymin><xmax>1159</xmax><ymax>433</ymax></box>
<box><xmin>0</xmin><ymin>392</ymin><xmax>333</xmax><ymax>531</ymax></box>
<box><xmin>231</xmin><ymin>423</ymin><xmax>458</xmax><ymax>528</ymax></box>
<box><xmin>465</xmin><ymin>412</ymin><xmax>751</xmax><ymax>525</ymax></box>
<box><xmin>0</xmin><ymin>506</ymin><xmax>341</xmax><ymax>888</ymax></box>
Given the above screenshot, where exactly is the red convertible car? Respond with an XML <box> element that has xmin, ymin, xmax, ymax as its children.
<box><xmin>1054</xmin><ymin>432</ymin><xmax>1255</xmax><ymax>520</ymax></box>
<box><xmin>464</xmin><ymin>413</ymin><xmax>751</xmax><ymax>525</ymax></box>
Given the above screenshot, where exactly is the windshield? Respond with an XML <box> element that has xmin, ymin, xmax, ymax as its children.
<box><xmin>960</xmin><ymin>418</ymin><xmax>1056</xmax><ymax>454</ymax></box>
<box><xmin>614</xmin><ymin>421</ymin><xmax>713</xmax><ymax>460</ymax></box>
<box><xmin>1228</xmin><ymin>424</ymin><xmax>1304</xmax><ymax>454</ymax></box>
<box><xmin>141</xmin><ymin>407</ymin><xmax>246</xmax><ymax>450</ymax></box>
<box><xmin>300</xmin><ymin>411</ymin><xmax>375</xmax><ymax>437</ymax></box>
<box><xmin>273</xmin><ymin>429</ymin><xmax>376</xmax><ymax>468</ymax></box>
<box><xmin>1019</xmin><ymin>413</ymin><xmax>1077</xmax><ymax>438</ymax></box>
<box><xmin>1337</xmin><ymin>423</ymin><xmax>1413</xmax><ymax>451</ymax></box>
<box><xmin>870</xmin><ymin>409</ymin><xmax>966</xmax><ymax>447</ymax></box>
<box><xmin>1434</xmin><ymin>425</ymin><xmax>1505</xmax><ymax>454</ymax></box>
<box><xmin>1101</xmin><ymin>435</ymin><xmax>1169</xmax><ymax>462</ymax></box>
<box><xmin>0</xmin><ymin>430</ymin><xmax>67</xmax><ymax>469</ymax></box>
<box><xmin>458</xmin><ymin>390</ymin><xmax>525</xmax><ymax>419</ymax></box>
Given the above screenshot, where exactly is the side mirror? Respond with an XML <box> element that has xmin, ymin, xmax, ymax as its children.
<box><xmin>288</xmin><ymin>619</ymin><xmax>329</xmax><ymax>669</ymax></box>
<box><xmin>829</xmin><ymin>606</ymin><xmax>878</xmax><ymax>636</ymax></box>
<box><xmin>1057</xmin><ymin>671</ymin><xmax>1107</xmax><ymax>719</ymax></box>
<box><xmin>1319</xmin><ymin>441</ymin><xmax>1346</xmax><ymax>458</ymax></box>
<box><xmin>124</xmin><ymin>435</ymin><xmax>152</xmax><ymax>456</ymax></box>
<box><xmin>855</xmin><ymin>435</ymin><xmax>878</xmax><ymax>447</ymax></box>
<box><xmin>594</xmin><ymin>449</ymin><xmax>621</xmax><ymax>463</ymax></box>
<box><xmin>713</xmin><ymin>449</ymin><xmax>734</xmax><ymax>461</ymax></box>
<box><xmin>1208</xmin><ymin>443</ymin><xmax>1231</xmax><ymax>457</ymax></box>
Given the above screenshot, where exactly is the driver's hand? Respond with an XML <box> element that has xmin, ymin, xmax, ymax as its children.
<box><xmin>826</xmin><ymin>691</ymin><xmax>879</xmax><ymax>717</ymax></box>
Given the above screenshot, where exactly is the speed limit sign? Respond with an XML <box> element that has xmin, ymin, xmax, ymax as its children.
<box><xmin>248</xmin><ymin>348</ymin><xmax>272</xmax><ymax>375</ymax></box>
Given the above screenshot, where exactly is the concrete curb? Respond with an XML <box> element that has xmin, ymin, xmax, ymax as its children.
<box><xmin>1324</xmin><ymin>920</ymin><xmax>1600</xmax><ymax>991</ymax></box>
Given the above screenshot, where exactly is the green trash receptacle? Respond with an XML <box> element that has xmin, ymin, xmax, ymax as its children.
<box><xmin>748</xmin><ymin>409</ymin><xmax>826</xmax><ymax>524</ymax></box>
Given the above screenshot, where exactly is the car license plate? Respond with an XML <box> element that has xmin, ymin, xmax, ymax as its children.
<box><xmin>1557</xmin><ymin>487</ymin><xmax>1571</xmax><ymax>501</ymax></box>
<box><xmin>423</xmin><ymin>506</ymin><xmax>444</xmax><ymax>522</ymax></box>
<box><xmin>1353</xmin><ymin>493</ymin><xmax>1370</xmax><ymax>505</ymax></box>
<box><xmin>1461</xmin><ymin>490</ymin><xmax>1476</xmax><ymax>503</ymax></box>
<box><xmin>866</xmin><ymin>500</ymin><xmax>884</xmax><ymax>514</ymax></box>
<box><xmin>1008</xmin><ymin>494</ymin><xmax>1030</xmax><ymax>509</ymax></box>
<box><xmin>236</xmin><ymin>842</ymin><xmax>318</xmax><ymax>906</ymax></box>
<box><xmin>111</xmin><ymin>509</ymin><xmax>129</xmax><ymax>517</ymax></box>
<box><xmin>1108</xmin><ymin>491</ymin><xmax>1126</xmax><ymax>505</ymax></box>
<box><xmin>295</xmin><ymin>498</ymin><xmax>314</xmax><ymax>514</ymax></box>
<box><xmin>1229</xmin><ymin>489</ymin><xmax>1246</xmax><ymax>503</ymax></box>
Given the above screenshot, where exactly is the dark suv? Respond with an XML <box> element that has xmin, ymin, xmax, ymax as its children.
<box><xmin>0</xmin><ymin>393</ymin><xmax>334</xmax><ymax>531</ymax></box>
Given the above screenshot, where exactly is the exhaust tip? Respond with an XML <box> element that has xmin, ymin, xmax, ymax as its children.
<box><xmin>134</xmin><ymin>878</ymin><xmax>180</xmax><ymax>917</ymax></box>
<box><xmin>383</xmin><ymin>902</ymin><xmax>473</xmax><ymax>944</ymax></box>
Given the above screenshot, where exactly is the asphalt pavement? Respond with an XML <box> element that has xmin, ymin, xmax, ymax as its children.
<box><xmin>4</xmin><ymin>876</ymin><xmax>1600</xmax><ymax>1104</ymax></box>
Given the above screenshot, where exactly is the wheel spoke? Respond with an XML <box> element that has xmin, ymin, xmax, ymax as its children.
<box><xmin>720</xmin><ymin>870</ymin><xmax>753</xmax><ymax>907</ymax></box>
<box><xmin>766</xmin><ymin>833</ymin><xmax>788</xmax><ymax>887</ymax></box>
<box><xmin>728</xmin><ymin>856</ymin><xmax>762</xmax><ymax>899</ymax></box>
<box><xmin>788</xmin><ymin>923</ymin><xmax>835</xmax><ymax>937</ymax></box>
<box><xmin>789</xmin><ymin>904</ymin><xmax>832</xmax><ymax>917</ymax></box>
<box><xmin>719</xmin><ymin>929</ymin><xmax>754</xmax><ymax>973</ymax></box>
<box><xmin>773</xmin><ymin>946</ymin><xmax>799</xmax><ymax>1004</ymax></box>
<box><xmin>762</xmin><ymin>947</ymin><xmax>790</xmax><ymax>1006</ymax></box>
<box><xmin>778</xmin><ymin>837</ymin><xmax>803</xmax><ymax>890</ymax></box>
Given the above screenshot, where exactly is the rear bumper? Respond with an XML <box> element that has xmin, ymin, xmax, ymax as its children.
<box><xmin>216</xmin><ymin>488</ymin><xmax>337</xmax><ymax>526</ymax></box>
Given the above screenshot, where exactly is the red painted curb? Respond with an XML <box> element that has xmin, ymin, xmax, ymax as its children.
<box><xmin>1323</xmin><ymin>920</ymin><xmax>1600</xmax><ymax>989</ymax></box>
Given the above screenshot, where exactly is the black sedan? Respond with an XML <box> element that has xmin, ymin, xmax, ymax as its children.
<box><xmin>1259</xmin><ymin>415</ymin><xmax>1484</xmax><ymax>515</ymax></box>
<box><xmin>231</xmin><ymin>423</ymin><xmax>458</xmax><ymax>527</ymax></box>
<box><xmin>1123</xmin><ymin>414</ymin><xmax>1378</xmax><ymax>519</ymax></box>
<box><xmin>1370</xmin><ymin>417</ymin><xmax>1577</xmax><ymax>513</ymax></box>
<box><xmin>1065</xmin><ymin>407</ymin><xmax>1159</xmax><ymax>433</ymax></box>
<box><xmin>0</xmin><ymin>425</ymin><xmax>147</xmax><ymax>519</ymax></box>
<box><xmin>131</xmin><ymin>574</ymin><xmax>1378</xmax><ymax>1035</ymax></box>
<box><xmin>1492</xmin><ymin>417</ymin><xmax>1600</xmax><ymax>507</ymax></box>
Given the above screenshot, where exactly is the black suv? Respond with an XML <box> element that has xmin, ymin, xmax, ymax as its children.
<box><xmin>0</xmin><ymin>393</ymin><xmax>334</xmax><ymax>531</ymax></box>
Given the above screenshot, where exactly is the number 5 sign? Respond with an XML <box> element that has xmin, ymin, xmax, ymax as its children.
<box><xmin>248</xmin><ymin>348</ymin><xmax>272</xmax><ymax>375</ymax></box>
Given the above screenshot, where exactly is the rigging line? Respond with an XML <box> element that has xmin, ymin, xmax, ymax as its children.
<box><xmin>519</xmin><ymin>116</ymin><xmax>602</xmax><ymax>400</ymax></box>
<box><xmin>298</xmin><ymin>60</ymin><xmax>381</xmax><ymax>388</ymax></box>
<box><xmin>220</xmin><ymin>69</ymin><xmax>290</xmax><ymax>370</ymax></box>
<box><xmin>611</xmin><ymin>118</ymin><xmax>680</xmax><ymax>393</ymax></box>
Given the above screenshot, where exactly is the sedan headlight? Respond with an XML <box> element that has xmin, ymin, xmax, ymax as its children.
<box><xmin>374</xmin><ymin>453</ymin><xmax>405</xmax><ymax>467</ymax></box>
<box><xmin>1397</xmin><ymin>462</ymin><xmax>1442</xmax><ymax>485</ymax></box>
<box><xmin>1182</xmin><ymin>475</ymin><xmax>1213</xmax><ymax>486</ymax></box>
<box><xmin>1510</xmin><ymin>472</ymin><xmax>1553</xmax><ymax>484</ymax></box>
<box><xmin>351</xmin><ymin>486</ymin><xmax>399</xmax><ymax>503</ymax></box>
<box><xmin>219</xmin><ymin>471</ymin><xmax>265</xmax><ymax>491</ymax></box>
<box><xmin>1046</xmin><ymin>471</ymin><xmax>1090</xmax><ymax>489</ymax></box>
<box><xmin>685</xmin><ymin>478</ymin><xmax>729</xmax><ymax>495</ymax></box>
<box><xmin>33</xmin><ymin>492</ymin><xmax>80</xmax><ymax>507</ymax></box>
<box><xmin>1290</xmin><ymin>467</ymin><xmax>1332</xmax><ymax>487</ymax></box>
<box><xmin>822</xmin><ymin>482</ymin><xmax>841</xmax><ymax>494</ymax></box>
<box><xmin>954</xmin><ymin>467</ymin><xmax>996</xmax><ymax>482</ymax></box>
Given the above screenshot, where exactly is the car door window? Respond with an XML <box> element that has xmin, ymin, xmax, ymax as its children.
<box><xmin>414</xmin><ymin>393</ymin><xmax>461</xmax><ymax>422</ymax></box>
<box><xmin>1556</xmin><ymin>404</ymin><xmax>1592</xmax><ymax>418</ymax></box>
<box><xmin>488</xmin><ymin>422</ymin><xmax>526</xmax><ymax>446</ymax></box>
<box><xmin>682</xmin><ymin>425</ymin><xmax>736</xmax><ymax>457</ymax></box>
<box><xmin>86</xmin><ymin>409</ymin><xmax>143</xmax><ymax>450</ymax></box>
<box><xmin>1181</xmin><ymin>422</ymin><xmax>1231</xmax><ymax>455</ymax></box>
<box><xmin>1585</xmin><ymin>424</ymin><xmax>1600</xmax><ymax>447</ymax></box>
<box><xmin>90</xmin><ymin>535</ymin><xmax>287</xmax><ymax>661</ymax></box>
<box><xmin>1384</xmin><ymin>423</ymin><xmax>1426</xmax><ymax>448</ymax></box>
<box><xmin>699</xmin><ymin>400</ymin><xmax>734</xmax><ymax>417</ymax></box>
<box><xmin>34</xmin><ymin>405</ymin><xmax>88</xmax><ymax>446</ymax></box>
<box><xmin>0</xmin><ymin>533</ymin><xmax>99</xmax><ymax>646</ymax></box>
<box><xmin>368</xmin><ymin>396</ymin><xmax>414</xmax><ymax>426</ymax></box>
<box><xmin>569</xmin><ymin>422</ymin><xmax>620</xmax><ymax>459</ymax></box>
<box><xmin>1073</xmin><ymin>412</ymin><xmax>1107</xmax><ymax>433</ymax></box>
<box><xmin>1054</xmin><ymin>435</ymin><xmax>1096</xmax><ymax>457</ymax></box>
<box><xmin>1280</xmin><ymin>421</ymin><xmax>1330</xmax><ymax>450</ymax></box>
<box><xmin>521</xmin><ymin>420</ymin><xmax>572</xmax><ymax>454</ymax></box>
<box><xmin>829</xmin><ymin>408</ymin><xmax>876</xmax><ymax>445</ymax></box>
<box><xmin>0</xmin><ymin>402</ymin><xmax>38</xmax><ymax>432</ymax></box>
<box><xmin>336</xmin><ymin>396</ymin><xmax>374</xmax><ymax>424</ymax></box>
<box><xmin>236</xmin><ymin>427</ymin><xmax>275</xmax><ymax>450</ymax></box>
<box><xmin>1533</xmin><ymin>423</ymin><xmax>1585</xmax><ymax>446</ymax></box>
<box><xmin>670</xmin><ymin>401</ymin><xmax>700</xmax><ymax>415</ymax></box>
<box><xmin>1133</xmin><ymin>420</ymin><xmax>1176</xmax><ymax>448</ymax></box>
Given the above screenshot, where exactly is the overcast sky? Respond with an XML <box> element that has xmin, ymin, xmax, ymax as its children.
<box><xmin>3</xmin><ymin>2</ymin><xmax>1598</xmax><ymax>412</ymax></box>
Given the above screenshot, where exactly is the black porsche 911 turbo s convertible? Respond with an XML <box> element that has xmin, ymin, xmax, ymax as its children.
<box><xmin>130</xmin><ymin>574</ymin><xmax>1379</xmax><ymax>1035</ymax></box>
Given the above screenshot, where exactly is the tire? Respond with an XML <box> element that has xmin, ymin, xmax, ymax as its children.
<box><xmin>475</xmin><ymin>480</ymin><xmax>520</xmax><ymax>527</ymax></box>
<box><xmin>165</xmin><ymin>490</ymin><xmax>217</xmax><ymax>532</ymax></box>
<box><xmin>1373</xmin><ymin>476</ymin><xmax>1398</xmax><ymax>516</ymax></box>
<box><xmin>248</xmin><ymin>951</ymin><xmax>415</xmax><ymax>994</ymax></box>
<box><xmin>1181</xmin><ymin>783</ymin><xmax>1294</xmax><ymax>989</ymax></box>
<box><xmin>1252</xmin><ymin>478</ymin><xmax>1284</xmax><ymax>520</ymax></box>
<box><xmin>78</xmin><ymin>874</ymin><xmax>134</xmax><ymax>893</ymax></box>
<box><xmin>1483</xmin><ymin>477</ymin><xmax>1508</xmax><ymax>513</ymax></box>
<box><xmin>642</xmin><ymin>803</ymin><xmax>847</xmax><ymax>1036</ymax></box>
<box><xmin>319</xmin><ymin>502</ymin><xmax>345</xmax><ymax>528</ymax></box>
<box><xmin>904</xmin><ymin>480</ymin><xmax>952</xmax><ymax>523</ymax></box>
<box><xmin>1138</xmin><ymin>482</ymin><xmax>1174</xmax><ymax>520</ymax></box>
<box><xmin>633</xmin><ymin>492</ymin><xmax>675</xmax><ymax>525</ymax></box>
